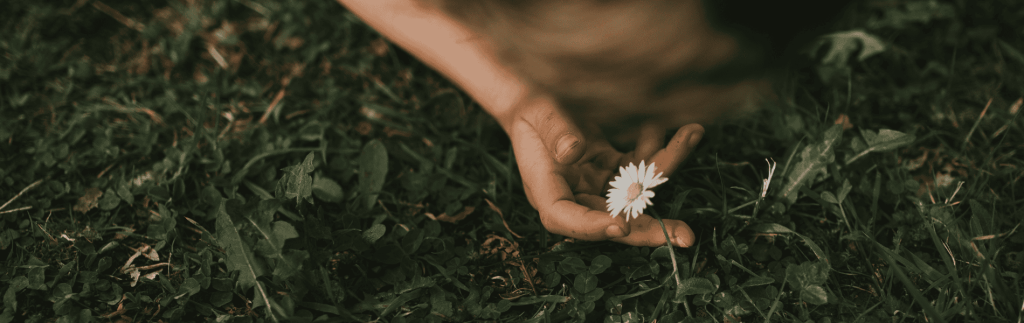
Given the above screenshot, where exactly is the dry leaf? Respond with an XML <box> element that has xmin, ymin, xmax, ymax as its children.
<box><xmin>435</xmin><ymin>206</ymin><xmax>475</xmax><ymax>223</ymax></box>
<box><xmin>486</xmin><ymin>199</ymin><xmax>522</xmax><ymax>238</ymax></box>
<box><xmin>143</xmin><ymin>246</ymin><xmax>159</xmax><ymax>261</ymax></box>
<box><xmin>74</xmin><ymin>187</ymin><xmax>104</xmax><ymax>213</ymax></box>
<box><xmin>834</xmin><ymin>114</ymin><xmax>853</xmax><ymax>130</ymax></box>
<box><xmin>129</xmin><ymin>268</ymin><xmax>141</xmax><ymax>287</ymax></box>
<box><xmin>370</xmin><ymin>38</ymin><xmax>389</xmax><ymax>57</ymax></box>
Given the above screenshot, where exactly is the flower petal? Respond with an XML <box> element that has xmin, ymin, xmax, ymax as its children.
<box><xmin>643</xmin><ymin>162</ymin><xmax>656</xmax><ymax>184</ymax></box>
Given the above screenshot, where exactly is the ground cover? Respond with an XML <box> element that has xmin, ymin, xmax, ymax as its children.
<box><xmin>0</xmin><ymin>0</ymin><xmax>1022</xmax><ymax>322</ymax></box>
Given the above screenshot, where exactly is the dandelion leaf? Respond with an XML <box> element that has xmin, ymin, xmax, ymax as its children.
<box><xmin>846</xmin><ymin>129</ymin><xmax>915</xmax><ymax>164</ymax></box>
<box><xmin>817</xmin><ymin>30</ymin><xmax>886</xmax><ymax>66</ymax></box>
<box><xmin>276</xmin><ymin>152</ymin><xmax>316</xmax><ymax>204</ymax></box>
<box><xmin>863</xmin><ymin>129</ymin><xmax>915</xmax><ymax>151</ymax></box>
<box><xmin>781</xmin><ymin>125</ymin><xmax>842</xmax><ymax>203</ymax></box>
<box><xmin>215</xmin><ymin>201</ymin><xmax>266</xmax><ymax>291</ymax></box>
<box><xmin>273</xmin><ymin>249</ymin><xmax>309</xmax><ymax>279</ymax></box>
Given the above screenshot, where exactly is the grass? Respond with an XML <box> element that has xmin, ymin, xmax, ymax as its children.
<box><xmin>0</xmin><ymin>0</ymin><xmax>1022</xmax><ymax>322</ymax></box>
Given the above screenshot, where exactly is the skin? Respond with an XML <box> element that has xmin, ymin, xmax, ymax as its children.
<box><xmin>336</xmin><ymin>0</ymin><xmax>768</xmax><ymax>247</ymax></box>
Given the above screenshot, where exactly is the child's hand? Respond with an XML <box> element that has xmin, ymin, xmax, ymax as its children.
<box><xmin>506</xmin><ymin>97</ymin><xmax>702</xmax><ymax>247</ymax></box>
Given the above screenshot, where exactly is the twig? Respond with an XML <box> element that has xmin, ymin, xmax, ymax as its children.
<box><xmin>486</xmin><ymin>199</ymin><xmax>522</xmax><ymax>238</ymax></box>
<box><xmin>963</xmin><ymin>98</ymin><xmax>992</xmax><ymax>146</ymax></box>
<box><xmin>0</xmin><ymin>179</ymin><xmax>43</xmax><ymax>212</ymax></box>
<box><xmin>652</xmin><ymin>211</ymin><xmax>689</xmax><ymax>317</ymax></box>
<box><xmin>259</xmin><ymin>87</ymin><xmax>287</xmax><ymax>124</ymax></box>
<box><xmin>91</xmin><ymin>1</ymin><xmax>144</xmax><ymax>32</ymax></box>
<box><xmin>206</xmin><ymin>43</ymin><xmax>229</xmax><ymax>69</ymax></box>
<box><xmin>36</xmin><ymin>223</ymin><xmax>57</xmax><ymax>243</ymax></box>
<box><xmin>97</xmin><ymin>163</ymin><xmax>116</xmax><ymax>179</ymax></box>
<box><xmin>237</xmin><ymin>0</ymin><xmax>270</xmax><ymax>16</ymax></box>
<box><xmin>0</xmin><ymin>206</ymin><xmax>32</xmax><ymax>215</ymax></box>
<box><xmin>101</xmin><ymin>294</ymin><xmax>128</xmax><ymax>318</ymax></box>
<box><xmin>127</xmin><ymin>262</ymin><xmax>172</xmax><ymax>271</ymax></box>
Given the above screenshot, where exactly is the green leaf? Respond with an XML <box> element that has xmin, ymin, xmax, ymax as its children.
<box><xmin>676</xmin><ymin>277</ymin><xmax>716</xmax><ymax>298</ymax></box>
<box><xmin>741</xmin><ymin>276</ymin><xmax>775</xmax><ymax>288</ymax></box>
<box><xmin>216</xmin><ymin>202</ymin><xmax>266</xmax><ymax>290</ymax></box>
<box><xmin>713</xmin><ymin>290</ymin><xmax>751</xmax><ymax>316</ymax></box>
<box><xmin>269</xmin><ymin>221</ymin><xmax>298</xmax><ymax>252</ymax></box>
<box><xmin>574</xmin><ymin>273</ymin><xmax>598</xmax><ymax>293</ymax></box>
<box><xmin>98</xmin><ymin>188</ymin><xmax>120</xmax><ymax>210</ymax></box>
<box><xmin>0</xmin><ymin>229</ymin><xmax>19</xmax><ymax>250</ymax></box>
<box><xmin>801</xmin><ymin>285</ymin><xmax>828</xmax><ymax>305</ymax></box>
<box><xmin>116</xmin><ymin>182</ymin><xmax>133</xmax><ymax>205</ymax></box>
<box><xmin>583</xmin><ymin>288</ymin><xmax>604</xmax><ymax>302</ymax></box>
<box><xmin>998</xmin><ymin>40</ymin><xmax>1024</xmax><ymax>66</ymax></box>
<box><xmin>229</xmin><ymin>198</ymin><xmax>304</xmax><ymax>278</ymax></box>
<box><xmin>297</xmin><ymin>121</ymin><xmax>325</xmax><ymax>141</ymax></box>
<box><xmin>358</xmin><ymin>140</ymin><xmax>388</xmax><ymax>209</ymax></box>
<box><xmin>362</xmin><ymin>224</ymin><xmax>385</xmax><ymax>244</ymax></box>
<box><xmin>509</xmin><ymin>295</ymin><xmax>570</xmax><ymax>306</ymax></box>
<box><xmin>820</xmin><ymin>191</ymin><xmax>838</xmax><ymax>204</ymax></box>
<box><xmin>847</xmin><ymin>129</ymin><xmax>915</xmax><ymax>164</ymax></box>
<box><xmin>311</xmin><ymin>173</ymin><xmax>343</xmax><ymax>203</ymax></box>
<box><xmin>276</xmin><ymin>152</ymin><xmax>316</xmax><ymax>204</ymax></box>
<box><xmin>589</xmin><ymin>255</ymin><xmax>612</xmax><ymax>275</ymax></box>
<box><xmin>430</xmin><ymin>287</ymin><xmax>454</xmax><ymax>316</ymax></box>
<box><xmin>780</xmin><ymin>125</ymin><xmax>842</xmax><ymax>203</ymax></box>
<box><xmin>215</xmin><ymin>202</ymin><xmax>277</xmax><ymax>321</ymax></box>
<box><xmin>837</xmin><ymin>179</ymin><xmax>852</xmax><ymax>203</ymax></box>
<box><xmin>558</xmin><ymin>257</ymin><xmax>587</xmax><ymax>275</ymax></box>
<box><xmin>382</xmin><ymin>290</ymin><xmax>422</xmax><ymax>317</ymax></box>
<box><xmin>200</xmin><ymin>185</ymin><xmax>222</xmax><ymax>207</ymax></box>
<box><xmin>210</xmin><ymin>291</ymin><xmax>233</xmax><ymax>307</ymax></box>
<box><xmin>785</xmin><ymin>261</ymin><xmax>830</xmax><ymax>291</ymax></box>
<box><xmin>181</xmin><ymin>278</ymin><xmax>200</xmax><ymax>296</ymax></box>
<box><xmin>815</xmin><ymin>30</ymin><xmax>886</xmax><ymax>66</ymax></box>
<box><xmin>3</xmin><ymin>276</ymin><xmax>27</xmax><ymax>312</ymax></box>
<box><xmin>26</xmin><ymin>257</ymin><xmax>48</xmax><ymax>290</ymax></box>
<box><xmin>0</xmin><ymin>308</ymin><xmax>13</xmax><ymax>323</ymax></box>
<box><xmin>273</xmin><ymin>250</ymin><xmax>309</xmax><ymax>279</ymax></box>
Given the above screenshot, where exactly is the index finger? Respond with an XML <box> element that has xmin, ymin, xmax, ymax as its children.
<box><xmin>647</xmin><ymin>124</ymin><xmax>704</xmax><ymax>178</ymax></box>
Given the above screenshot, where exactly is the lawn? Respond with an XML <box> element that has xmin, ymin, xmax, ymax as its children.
<box><xmin>0</xmin><ymin>0</ymin><xmax>1022</xmax><ymax>322</ymax></box>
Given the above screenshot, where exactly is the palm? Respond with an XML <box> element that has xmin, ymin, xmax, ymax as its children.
<box><xmin>508</xmin><ymin>120</ymin><xmax>703</xmax><ymax>247</ymax></box>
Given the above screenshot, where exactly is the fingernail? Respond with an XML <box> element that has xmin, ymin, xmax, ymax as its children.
<box><xmin>606</xmin><ymin>225</ymin><xmax>626</xmax><ymax>238</ymax></box>
<box><xmin>675</xmin><ymin>237</ymin><xmax>691</xmax><ymax>248</ymax></box>
<box><xmin>688</xmin><ymin>130</ymin><xmax>704</xmax><ymax>147</ymax></box>
<box><xmin>556</xmin><ymin>134</ymin><xmax>580</xmax><ymax>161</ymax></box>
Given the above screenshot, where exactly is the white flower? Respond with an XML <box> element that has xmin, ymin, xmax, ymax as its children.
<box><xmin>606</xmin><ymin>160</ymin><xmax>668</xmax><ymax>221</ymax></box>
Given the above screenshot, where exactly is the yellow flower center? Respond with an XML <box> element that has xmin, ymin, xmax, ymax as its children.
<box><xmin>626</xmin><ymin>182</ymin><xmax>643</xmax><ymax>202</ymax></box>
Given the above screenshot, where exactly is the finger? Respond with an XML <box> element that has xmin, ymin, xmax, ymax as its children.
<box><xmin>518</xmin><ymin>95</ymin><xmax>587</xmax><ymax>165</ymax></box>
<box><xmin>648</xmin><ymin>124</ymin><xmax>704</xmax><ymax>178</ymax></box>
<box><xmin>610</xmin><ymin>215</ymin><xmax>696</xmax><ymax>248</ymax></box>
<box><xmin>540</xmin><ymin>200</ymin><xmax>631</xmax><ymax>240</ymax></box>
<box><xmin>633</xmin><ymin>122</ymin><xmax>666</xmax><ymax>162</ymax></box>
<box><xmin>509</xmin><ymin>120</ymin><xmax>629</xmax><ymax>239</ymax></box>
<box><xmin>578</xmin><ymin>193</ymin><xmax>695</xmax><ymax>247</ymax></box>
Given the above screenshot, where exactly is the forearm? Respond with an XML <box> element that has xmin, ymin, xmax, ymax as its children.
<box><xmin>336</xmin><ymin>0</ymin><xmax>534</xmax><ymax>128</ymax></box>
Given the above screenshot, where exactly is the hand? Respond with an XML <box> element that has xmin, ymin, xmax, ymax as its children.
<box><xmin>504</xmin><ymin>95</ymin><xmax>704</xmax><ymax>247</ymax></box>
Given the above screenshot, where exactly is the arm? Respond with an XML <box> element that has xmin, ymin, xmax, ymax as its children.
<box><xmin>336</xmin><ymin>0</ymin><xmax>527</xmax><ymax>128</ymax></box>
<box><xmin>337</xmin><ymin>0</ymin><xmax>699</xmax><ymax>248</ymax></box>
<box><xmin>337</xmin><ymin>0</ymin><xmax>588</xmax><ymax>163</ymax></box>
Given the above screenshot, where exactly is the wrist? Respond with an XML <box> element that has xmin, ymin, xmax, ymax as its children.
<box><xmin>491</xmin><ymin>89</ymin><xmax>560</xmax><ymax>132</ymax></box>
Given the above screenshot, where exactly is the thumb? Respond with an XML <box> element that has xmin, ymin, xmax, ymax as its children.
<box><xmin>517</xmin><ymin>94</ymin><xmax>586</xmax><ymax>165</ymax></box>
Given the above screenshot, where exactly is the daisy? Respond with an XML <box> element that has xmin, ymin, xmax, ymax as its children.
<box><xmin>606</xmin><ymin>160</ymin><xmax>668</xmax><ymax>221</ymax></box>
